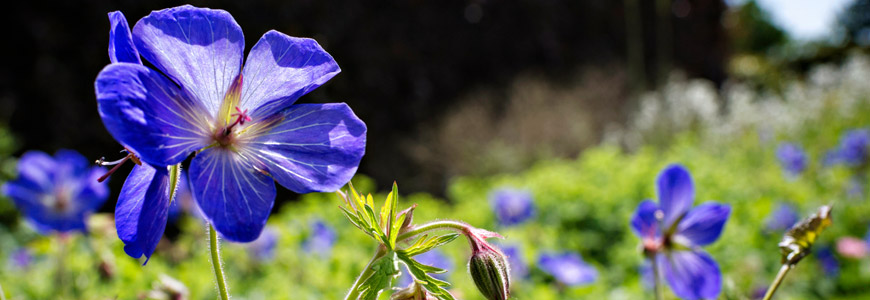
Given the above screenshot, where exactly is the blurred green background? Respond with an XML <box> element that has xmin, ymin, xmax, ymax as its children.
<box><xmin>3</xmin><ymin>0</ymin><xmax>870</xmax><ymax>299</ymax></box>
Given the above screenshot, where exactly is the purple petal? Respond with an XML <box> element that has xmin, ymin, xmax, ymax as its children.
<box><xmin>189</xmin><ymin>147</ymin><xmax>276</xmax><ymax>242</ymax></box>
<box><xmin>108</xmin><ymin>11</ymin><xmax>141</xmax><ymax>64</ymax></box>
<box><xmin>95</xmin><ymin>63</ymin><xmax>211</xmax><ymax>166</ymax></box>
<box><xmin>15</xmin><ymin>151</ymin><xmax>56</xmax><ymax>192</ymax></box>
<box><xmin>132</xmin><ymin>5</ymin><xmax>244</xmax><ymax>116</ymax></box>
<box><xmin>245</xmin><ymin>103</ymin><xmax>365</xmax><ymax>193</ymax></box>
<box><xmin>657</xmin><ymin>164</ymin><xmax>695</xmax><ymax>230</ymax></box>
<box><xmin>303</xmin><ymin>220</ymin><xmax>337</xmax><ymax>255</ymax></box>
<box><xmin>630</xmin><ymin>199</ymin><xmax>660</xmax><ymax>239</ymax></box>
<box><xmin>240</xmin><ymin>30</ymin><xmax>340</xmax><ymax>118</ymax></box>
<box><xmin>675</xmin><ymin>203</ymin><xmax>730</xmax><ymax>247</ymax></box>
<box><xmin>115</xmin><ymin>164</ymin><xmax>173</xmax><ymax>263</ymax></box>
<box><xmin>659</xmin><ymin>250</ymin><xmax>721</xmax><ymax>300</ymax></box>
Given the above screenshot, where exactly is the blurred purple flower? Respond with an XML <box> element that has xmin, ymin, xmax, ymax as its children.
<box><xmin>489</xmin><ymin>188</ymin><xmax>535</xmax><ymax>226</ymax></box>
<box><xmin>837</xmin><ymin>129</ymin><xmax>870</xmax><ymax>167</ymax></box>
<box><xmin>399</xmin><ymin>249</ymin><xmax>452</xmax><ymax>286</ymax></box>
<box><xmin>630</xmin><ymin>164</ymin><xmax>730</xmax><ymax>300</ymax></box>
<box><xmin>246</xmin><ymin>227</ymin><xmax>278</xmax><ymax>261</ymax></box>
<box><xmin>302</xmin><ymin>220</ymin><xmax>337</xmax><ymax>256</ymax></box>
<box><xmin>763</xmin><ymin>203</ymin><xmax>798</xmax><ymax>233</ymax></box>
<box><xmin>776</xmin><ymin>143</ymin><xmax>807</xmax><ymax>177</ymax></box>
<box><xmin>10</xmin><ymin>248</ymin><xmax>33</xmax><ymax>269</ymax></box>
<box><xmin>537</xmin><ymin>252</ymin><xmax>597</xmax><ymax>286</ymax></box>
<box><xmin>1</xmin><ymin>150</ymin><xmax>108</xmax><ymax>234</ymax></box>
<box><xmin>500</xmin><ymin>245</ymin><xmax>528</xmax><ymax>279</ymax></box>
<box><xmin>816</xmin><ymin>247</ymin><xmax>839</xmax><ymax>277</ymax></box>
<box><xmin>95</xmin><ymin>5</ymin><xmax>366</xmax><ymax>244</ymax></box>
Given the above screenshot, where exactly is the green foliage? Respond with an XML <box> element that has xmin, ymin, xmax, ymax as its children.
<box><xmin>779</xmin><ymin>205</ymin><xmax>833</xmax><ymax>266</ymax></box>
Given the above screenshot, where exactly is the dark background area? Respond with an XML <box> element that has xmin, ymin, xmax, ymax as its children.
<box><xmin>0</xmin><ymin>0</ymin><xmax>730</xmax><ymax>210</ymax></box>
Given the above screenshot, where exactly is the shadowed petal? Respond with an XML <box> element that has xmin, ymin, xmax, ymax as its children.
<box><xmin>95</xmin><ymin>63</ymin><xmax>211</xmax><ymax>166</ymax></box>
<box><xmin>659</xmin><ymin>250</ymin><xmax>721</xmax><ymax>300</ymax></box>
<box><xmin>244</xmin><ymin>103</ymin><xmax>365</xmax><ymax>193</ymax></box>
<box><xmin>115</xmin><ymin>164</ymin><xmax>172</xmax><ymax>263</ymax></box>
<box><xmin>133</xmin><ymin>5</ymin><xmax>244</xmax><ymax>116</ymax></box>
<box><xmin>108</xmin><ymin>11</ymin><xmax>141</xmax><ymax>64</ymax></box>
<box><xmin>14</xmin><ymin>151</ymin><xmax>56</xmax><ymax>192</ymax></box>
<box><xmin>657</xmin><ymin>164</ymin><xmax>694</xmax><ymax>230</ymax></box>
<box><xmin>189</xmin><ymin>147</ymin><xmax>276</xmax><ymax>242</ymax></box>
<box><xmin>240</xmin><ymin>30</ymin><xmax>340</xmax><ymax>118</ymax></box>
<box><xmin>675</xmin><ymin>203</ymin><xmax>731</xmax><ymax>247</ymax></box>
<box><xmin>630</xmin><ymin>199</ymin><xmax>660</xmax><ymax>239</ymax></box>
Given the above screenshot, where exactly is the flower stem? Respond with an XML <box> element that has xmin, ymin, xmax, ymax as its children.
<box><xmin>209</xmin><ymin>223</ymin><xmax>230</xmax><ymax>300</ymax></box>
<box><xmin>651</xmin><ymin>255</ymin><xmax>663</xmax><ymax>300</ymax></box>
<box><xmin>761</xmin><ymin>264</ymin><xmax>792</xmax><ymax>300</ymax></box>
<box><xmin>0</xmin><ymin>280</ymin><xmax>7</xmax><ymax>300</ymax></box>
<box><xmin>396</xmin><ymin>220</ymin><xmax>469</xmax><ymax>242</ymax></box>
<box><xmin>344</xmin><ymin>245</ymin><xmax>387</xmax><ymax>300</ymax></box>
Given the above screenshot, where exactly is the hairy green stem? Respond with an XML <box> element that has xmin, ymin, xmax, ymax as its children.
<box><xmin>762</xmin><ymin>264</ymin><xmax>792</xmax><ymax>300</ymax></box>
<box><xmin>209</xmin><ymin>224</ymin><xmax>230</xmax><ymax>300</ymax></box>
<box><xmin>397</xmin><ymin>220</ymin><xmax>469</xmax><ymax>242</ymax></box>
<box><xmin>344</xmin><ymin>245</ymin><xmax>388</xmax><ymax>300</ymax></box>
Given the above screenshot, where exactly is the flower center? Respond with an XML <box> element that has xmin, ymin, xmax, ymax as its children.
<box><xmin>213</xmin><ymin>106</ymin><xmax>251</xmax><ymax>147</ymax></box>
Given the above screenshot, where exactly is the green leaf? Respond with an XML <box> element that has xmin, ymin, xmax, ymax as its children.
<box><xmin>779</xmin><ymin>205</ymin><xmax>833</xmax><ymax>266</ymax></box>
<box><xmin>358</xmin><ymin>251</ymin><xmax>401</xmax><ymax>300</ymax></box>
<box><xmin>339</xmin><ymin>206</ymin><xmax>375</xmax><ymax>239</ymax></box>
<box><xmin>399</xmin><ymin>233</ymin><xmax>461</xmax><ymax>257</ymax></box>
<box><xmin>396</xmin><ymin>251</ymin><xmax>456</xmax><ymax>300</ymax></box>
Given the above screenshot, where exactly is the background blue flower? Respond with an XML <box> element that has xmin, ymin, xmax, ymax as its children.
<box><xmin>1</xmin><ymin>150</ymin><xmax>108</xmax><ymax>234</ymax></box>
<box><xmin>537</xmin><ymin>252</ymin><xmax>597</xmax><ymax>286</ymax></box>
<box><xmin>763</xmin><ymin>202</ymin><xmax>798</xmax><ymax>233</ymax></box>
<box><xmin>246</xmin><ymin>227</ymin><xmax>278</xmax><ymax>261</ymax></box>
<box><xmin>837</xmin><ymin>129</ymin><xmax>869</xmax><ymax>167</ymax></box>
<box><xmin>302</xmin><ymin>220</ymin><xmax>337</xmax><ymax>257</ymax></box>
<box><xmin>500</xmin><ymin>245</ymin><xmax>529</xmax><ymax>279</ymax></box>
<box><xmin>489</xmin><ymin>188</ymin><xmax>535</xmax><ymax>226</ymax></box>
<box><xmin>776</xmin><ymin>143</ymin><xmax>807</xmax><ymax>177</ymax></box>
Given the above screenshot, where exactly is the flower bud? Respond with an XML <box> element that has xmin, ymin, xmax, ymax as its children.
<box><xmin>468</xmin><ymin>245</ymin><xmax>511</xmax><ymax>300</ymax></box>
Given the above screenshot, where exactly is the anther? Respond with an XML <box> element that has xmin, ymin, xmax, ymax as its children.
<box><xmin>96</xmin><ymin>149</ymin><xmax>140</xmax><ymax>182</ymax></box>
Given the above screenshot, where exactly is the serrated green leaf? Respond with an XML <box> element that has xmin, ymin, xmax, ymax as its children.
<box><xmin>389</xmin><ymin>213</ymin><xmax>407</xmax><ymax>248</ymax></box>
<box><xmin>364</xmin><ymin>204</ymin><xmax>388</xmax><ymax>244</ymax></box>
<box><xmin>396</xmin><ymin>251</ymin><xmax>456</xmax><ymax>300</ymax></box>
<box><xmin>358</xmin><ymin>251</ymin><xmax>401</xmax><ymax>300</ymax></box>
<box><xmin>400</xmin><ymin>233</ymin><xmax>460</xmax><ymax>257</ymax></box>
<box><xmin>340</xmin><ymin>206</ymin><xmax>375</xmax><ymax>239</ymax></box>
<box><xmin>381</xmin><ymin>190</ymin><xmax>393</xmax><ymax>232</ymax></box>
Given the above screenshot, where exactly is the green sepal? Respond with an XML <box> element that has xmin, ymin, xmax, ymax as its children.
<box><xmin>779</xmin><ymin>205</ymin><xmax>833</xmax><ymax>266</ymax></box>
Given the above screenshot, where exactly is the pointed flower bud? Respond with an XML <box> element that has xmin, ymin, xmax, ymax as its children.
<box><xmin>466</xmin><ymin>228</ymin><xmax>510</xmax><ymax>300</ymax></box>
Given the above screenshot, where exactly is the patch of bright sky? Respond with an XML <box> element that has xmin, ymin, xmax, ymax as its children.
<box><xmin>726</xmin><ymin>0</ymin><xmax>855</xmax><ymax>41</ymax></box>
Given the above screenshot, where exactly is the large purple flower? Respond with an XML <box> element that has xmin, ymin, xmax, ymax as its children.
<box><xmin>1</xmin><ymin>150</ymin><xmax>108</xmax><ymax>234</ymax></box>
<box><xmin>95</xmin><ymin>6</ymin><xmax>366</xmax><ymax>243</ymax></box>
<box><xmin>630</xmin><ymin>164</ymin><xmax>730</xmax><ymax>300</ymax></box>
<box><xmin>537</xmin><ymin>252</ymin><xmax>597</xmax><ymax>286</ymax></box>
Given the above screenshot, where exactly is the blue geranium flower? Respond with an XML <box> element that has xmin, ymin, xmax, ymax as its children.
<box><xmin>398</xmin><ymin>249</ymin><xmax>452</xmax><ymax>286</ymax></box>
<box><xmin>816</xmin><ymin>246</ymin><xmax>839</xmax><ymax>277</ymax></box>
<box><xmin>837</xmin><ymin>129</ymin><xmax>870</xmax><ymax>167</ymax></box>
<box><xmin>763</xmin><ymin>202</ymin><xmax>798</xmax><ymax>233</ymax></box>
<box><xmin>1</xmin><ymin>150</ymin><xmax>108</xmax><ymax>234</ymax></box>
<box><xmin>630</xmin><ymin>164</ymin><xmax>730</xmax><ymax>300</ymax></box>
<box><xmin>500</xmin><ymin>245</ymin><xmax>529</xmax><ymax>279</ymax></box>
<box><xmin>95</xmin><ymin>6</ymin><xmax>366</xmax><ymax>244</ymax></box>
<box><xmin>537</xmin><ymin>252</ymin><xmax>597</xmax><ymax>286</ymax></box>
<box><xmin>489</xmin><ymin>188</ymin><xmax>535</xmax><ymax>226</ymax></box>
<box><xmin>302</xmin><ymin>220</ymin><xmax>337</xmax><ymax>256</ymax></box>
<box><xmin>776</xmin><ymin>143</ymin><xmax>807</xmax><ymax>177</ymax></box>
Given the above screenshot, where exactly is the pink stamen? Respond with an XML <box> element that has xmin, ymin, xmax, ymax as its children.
<box><xmin>224</xmin><ymin>106</ymin><xmax>252</xmax><ymax>136</ymax></box>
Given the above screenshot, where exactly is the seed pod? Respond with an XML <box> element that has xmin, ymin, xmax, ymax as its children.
<box><xmin>468</xmin><ymin>246</ymin><xmax>511</xmax><ymax>300</ymax></box>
